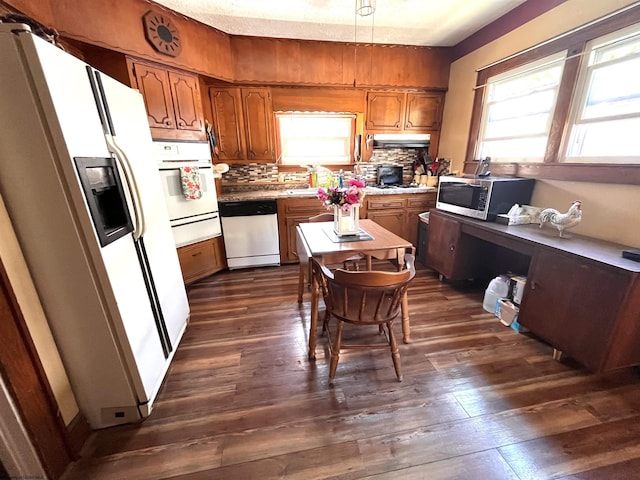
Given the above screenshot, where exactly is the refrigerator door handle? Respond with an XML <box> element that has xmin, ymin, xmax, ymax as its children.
<box><xmin>105</xmin><ymin>134</ymin><xmax>146</xmax><ymax>239</ymax></box>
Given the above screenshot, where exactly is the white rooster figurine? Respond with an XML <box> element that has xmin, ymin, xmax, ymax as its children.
<box><xmin>539</xmin><ymin>200</ymin><xmax>582</xmax><ymax>238</ymax></box>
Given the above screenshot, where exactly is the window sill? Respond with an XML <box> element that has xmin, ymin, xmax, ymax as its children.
<box><xmin>462</xmin><ymin>161</ymin><xmax>640</xmax><ymax>185</ymax></box>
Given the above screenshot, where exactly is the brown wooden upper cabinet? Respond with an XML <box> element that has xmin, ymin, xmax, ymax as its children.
<box><xmin>127</xmin><ymin>59</ymin><xmax>205</xmax><ymax>141</ymax></box>
<box><xmin>365</xmin><ymin>91</ymin><xmax>444</xmax><ymax>132</ymax></box>
<box><xmin>207</xmin><ymin>86</ymin><xmax>275</xmax><ymax>163</ymax></box>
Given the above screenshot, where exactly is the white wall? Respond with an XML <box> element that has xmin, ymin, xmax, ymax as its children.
<box><xmin>439</xmin><ymin>0</ymin><xmax>640</xmax><ymax>246</ymax></box>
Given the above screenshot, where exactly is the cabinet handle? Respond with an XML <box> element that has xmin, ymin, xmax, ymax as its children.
<box><xmin>165</xmin><ymin>120</ymin><xmax>172</xmax><ymax>126</ymax></box>
<box><xmin>530</xmin><ymin>280</ymin><xmax>536</xmax><ymax>290</ymax></box>
<box><xmin>178</xmin><ymin>121</ymin><xmax>185</xmax><ymax>127</ymax></box>
<box><xmin>191</xmin><ymin>252</ymin><xmax>202</xmax><ymax>257</ymax></box>
<box><xmin>449</xmin><ymin>244</ymin><xmax>455</xmax><ymax>252</ymax></box>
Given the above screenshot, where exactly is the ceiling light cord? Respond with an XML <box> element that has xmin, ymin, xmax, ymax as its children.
<box><xmin>354</xmin><ymin>0</ymin><xmax>376</xmax><ymax>87</ymax></box>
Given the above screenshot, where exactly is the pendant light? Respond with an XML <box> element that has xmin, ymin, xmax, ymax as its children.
<box><xmin>356</xmin><ymin>0</ymin><xmax>376</xmax><ymax>17</ymax></box>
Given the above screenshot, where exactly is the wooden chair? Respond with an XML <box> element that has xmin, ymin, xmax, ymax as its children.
<box><xmin>311</xmin><ymin>254</ymin><xmax>416</xmax><ymax>384</ymax></box>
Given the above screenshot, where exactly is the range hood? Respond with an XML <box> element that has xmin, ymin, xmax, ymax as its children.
<box><xmin>372</xmin><ymin>133</ymin><xmax>430</xmax><ymax>149</ymax></box>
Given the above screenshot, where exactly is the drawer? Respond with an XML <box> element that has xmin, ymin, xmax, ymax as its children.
<box><xmin>367</xmin><ymin>197</ymin><xmax>406</xmax><ymax>210</ymax></box>
<box><xmin>177</xmin><ymin>239</ymin><xmax>216</xmax><ymax>282</ymax></box>
<box><xmin>278</xmin><ymin>197</ymin><xmax>325</xmax><ymax>214</ymax></box>
<box><xmin>407</xmin><ymin>194</ymin><xmax>436</xmax><ymax>209</ymax></box>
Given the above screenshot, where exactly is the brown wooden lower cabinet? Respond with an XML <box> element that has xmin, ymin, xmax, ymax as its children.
<box><xmin>177</xmin><ymin>236</ymin><xmax>226</xmax><ymax>284</ymax></box>
<box><xmin>365</xmin><ymin>193</ymin><xmax>436</xmax><ymax>248</ymax></box>
<box><xmin>519</xmin><ymin>249</ymin><xmax>637</xmax><ymax>372</ymax></box>
<box><xmin>278</xmin><ymin>192</ymin><xmax>436</xmax><ymax>265</ymax></box>
<box><xmin>427</xmin><ymin>209</ymin><xmax>640</xmax><ymax>372</ymax></box>
<box><xmin>277</xmin><ymin>197</ymin><xmax>328</xmax><ymax>264</ymax></box>
<box><xmin>426</xmin><ymin>210</ymin><xmax>485</xmax><ymax>280</ymax></box>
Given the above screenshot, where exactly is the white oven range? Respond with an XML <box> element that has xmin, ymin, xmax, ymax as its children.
<box><xmin>153</xmin><ymin>141</ymin><xmax>221</xmax><ymax>247</ymax></box>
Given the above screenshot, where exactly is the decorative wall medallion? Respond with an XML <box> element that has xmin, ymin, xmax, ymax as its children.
<box><xmin>142</xmin><ymin>10</ymin><xmax>182</xmax><ymax>57</ymax></box>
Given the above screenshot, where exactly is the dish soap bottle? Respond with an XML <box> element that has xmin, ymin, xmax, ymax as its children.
<box><xmin>338</xmin><ymin>169</ymin><xmax>344</xmax><ymax>188</ymax></box>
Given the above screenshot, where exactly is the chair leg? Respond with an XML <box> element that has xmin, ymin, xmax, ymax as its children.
<box><xmin>321</xmin><ymin>309</ymin><xmax>330</xmax><ymax>334</ymax></box>
<box><xmin>329</xmin><ymin>320</ymin><xmax>344</xmax><ymax>384</ymax></box>
<box><xmin>297</xmin><ymin>262</ymin><xmax>305</xmax><ymax>303</ymax></box>
<box><xmin>387</xmin><ymin>322</ymin><xmax>403</xmax><ymax>381</ymax></box>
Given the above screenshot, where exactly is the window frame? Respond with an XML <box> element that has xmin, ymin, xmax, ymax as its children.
<box><xmin>274</xmin><ymin>112</ymin><xmax>356</xmax><ymax>171</ymax></box>
<box><xmin>465</xmin><ymin>5</ymin><xmax>640</xmax><ymax>185</ymax></box>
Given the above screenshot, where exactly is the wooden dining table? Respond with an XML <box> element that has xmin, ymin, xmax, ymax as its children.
<box><xmin>296</xmin><ymin>219</ymin><xmax>414</xmax><ymax>360</ymax></box>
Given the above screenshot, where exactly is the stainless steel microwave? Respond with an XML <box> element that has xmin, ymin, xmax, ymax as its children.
<box><xmin>436</xmin><ymin>176</ymin><xmax>535</xmax><ymax>221</ymax></box>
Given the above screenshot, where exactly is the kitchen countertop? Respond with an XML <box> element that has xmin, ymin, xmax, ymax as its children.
<box><xmin>218</xmin><ymin>186</ymin><xmax>437</xmax><ymax>202</ymax></box>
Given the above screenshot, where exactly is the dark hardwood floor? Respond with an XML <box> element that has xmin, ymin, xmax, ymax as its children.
<box><xmin>62</xmin><ymin>261</ymin><xmax>640</xmax><ymax>479</ymax></box>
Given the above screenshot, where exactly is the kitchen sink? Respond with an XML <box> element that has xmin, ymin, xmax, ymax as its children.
<box><xmin>284</xmin><ymin>189</ymin><xmax>316</xmax><ymax>196</ymax></box>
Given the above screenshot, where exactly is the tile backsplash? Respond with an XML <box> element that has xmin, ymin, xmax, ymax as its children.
<box><xmin>221</xmin><ymin>148</ymin><xmax>426</xmax><ymax>188</ymax></box>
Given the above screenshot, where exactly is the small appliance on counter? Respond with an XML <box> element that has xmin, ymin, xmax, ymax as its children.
<box><xmin>436</xmin><ymin>176</ymin><xmax>535</xmax><ymax>221</ymax></box>
<box><xmin>376</xmin><ymin>165</ymin><xmax>404</xmax><ymax>187</ymax></box>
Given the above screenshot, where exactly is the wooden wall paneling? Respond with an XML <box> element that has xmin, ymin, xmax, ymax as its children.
<box><xmin>428</xmin><ymin>130</ymin><xmax>441</xmax><ymax>158</ymax></box>
<box><xmin>232</xmin><ymin>36</ymin><xmax>451</xmax><ymax>89</ymax></box>
<box><xmin>232</xmin><ymin>36</ymin><xmax>279</xmax><ymax>83</ymax></box>
<box><xmin>5</xmin><ymin>0</ymin><xmax>451</xmax><ymax>89</ymax></box>
<box><xmin>353</xmin><ymin>44</ymin><xmax>373</xmax><ymax>87</ymax></box>
<box><xmin>1</xmin><ymin>0</ymin><xmax>55</xmax><ymax>26</ymax></box>
<box><xmin>273</xmin><ymin>38</ymin><xmax>302</xmax><ymax>83</ymax></box>
<box><xmin>301</xmin><ymin>41</ymin><xmax>348</xmax><ymax>86</ymax></box>
<box><xmin>4</xmin><ymin>0</ymin><xmax>235</xmax><ymax>81</ymax></box>
<box><xmin>359</xmin><ymin>44</ymin><xmax>451</xmax><ymax>88</ymax></box>
<box><xmin>0</xmin><ymin>261</ymin><xmax>72</xmax><ymax>479</ymax></box>
<box><xmin>271</xmin><ymin>87</ymin><xmax>366</xmax><ymax>113</ymax></box>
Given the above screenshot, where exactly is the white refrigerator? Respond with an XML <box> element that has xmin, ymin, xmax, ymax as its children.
<box><xmin>0</xmin><ymin>24</ymin><xmax>190</xmax><ymax>428</ymax></box>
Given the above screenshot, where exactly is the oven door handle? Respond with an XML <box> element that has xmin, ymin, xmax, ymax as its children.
<box><xmin>105</xmin><ymin>134</ymin><xmax>145</xmax><ymax>239</ymax></box>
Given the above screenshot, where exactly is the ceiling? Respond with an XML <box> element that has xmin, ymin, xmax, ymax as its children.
<box><xmin>152</xmin><ymin>0</ymin><xmax>529</xmax><ymax>47</ymax></box>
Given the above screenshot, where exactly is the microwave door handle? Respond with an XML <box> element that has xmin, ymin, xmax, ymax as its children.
<box><xmin>105</xmin><ymin>134</ymin><xmax>145</xmax><ymax>239</ymax></box>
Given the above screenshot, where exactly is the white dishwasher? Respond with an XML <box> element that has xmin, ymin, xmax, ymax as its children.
<box><xmin>219</xmin><ymin>200</ymin><xmax>280</xmax><ymax>269</ymax></box>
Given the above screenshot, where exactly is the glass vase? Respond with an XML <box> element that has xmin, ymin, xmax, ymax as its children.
<box><xmin>333</xmin><ymin>204</ymin><xmax>360</xmax><ymax>236</ymax></box>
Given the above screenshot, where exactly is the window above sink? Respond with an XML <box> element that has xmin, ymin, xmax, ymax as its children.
<box><xmin>275</xmin><ymin>112</ymin><xmax>356</xmax><ymax>167</ymax></box>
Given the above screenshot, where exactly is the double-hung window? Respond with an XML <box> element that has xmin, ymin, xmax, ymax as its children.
<box><xmin>563</xmin><ymin>25</ymin><xmax>640</xmax><ymax>163</ymax></box>
<box><xmin>276</xmin><ymin>113</ymin><xmax>355</xmax><ymax>166</ymax></box>
<box><xmin>477</xmin><ymin>52</ymin><xmax>565</xmax><ymax>162</ymax></box>
<box><xmin>467</xmin><ymin>7</ymin><xmax>640</xmax><ymax>184</ymax></box>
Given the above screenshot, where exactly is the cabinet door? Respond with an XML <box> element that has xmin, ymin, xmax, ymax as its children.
<box><xmin>283</xmin><ymin>215</ymin><xmax>312</xmax><ymax>263</ymax></box>
<box><xmin>366</xmin><ymin>210</ymin><xmax>405</xmax><ymax>239</ymax></box>
<box><xmin>241</xmin><ymin>88</ymin><xmax>274</xmax><ymax>161</ymax></box>
<box><xmin>209</xmin><ymin>87</ymin><xmax>246</xmax><ymax>160</ymax></box>
<box><xmin>519</xmin><ymin>250</ymin><xmax>627</xmax><ymax>371</ymax></box>
<box><xmin>210</xmin><ymin>235</ymin><xmax>227</xmax><ymax>273</ymax></box>
<box><xmin>366</xmin><ymin>92</ymin><xmax>404</xmax><ymax>131</ymax></box>
<box><xmin>426</xmin><ymin>211</ymin><xmax>460</xmax><ymax>278</ymax></box>
<box><xmin>131</xmin><ymin>62</ymin><xmax>175</xmax><ymax>130</ymax></box>
<box><xmin>404</xmin><ymin>93</ymin><xmax>443</xmax><ymax>130</ymax></box>
<box><xmin>277</xmin><ymin>197</ymin><xmax>327</xmax><ymax>264</ymax></box>
<box><xmin>426</xmin><ymin>211</ymin><xmax>482</xmax><ymax>280</ymax></box>
<box><xmin>168</xmin><ymin>72</ymin><xmax>203</xmax><ymax>132</ymax></box>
